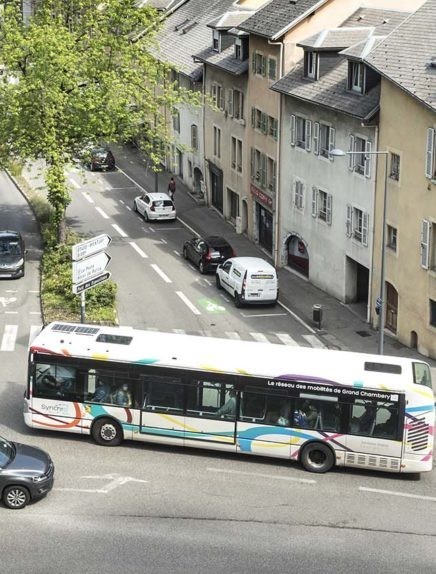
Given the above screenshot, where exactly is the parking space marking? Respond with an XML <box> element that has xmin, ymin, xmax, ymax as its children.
<box><xmin>95</xmin><ymin>206</ymin><xmax>109</xmax><ymax>219</ymax></box>
<box><xmin>241</xmin><ymin>312</ymin><xmax>287</xmax><ymax>318</ymax></box>
<box><xmin>111</xmin><ymin>223</ymin><xmax>128</xmax><ymax>237</ymax></box>
<box><xmin>1</xmin><ymin>325</ymin><xmax>18</xmax><ymax>351</ymax></box>
<box><xmin>359</xmin><ymin>487</ymin><xmax>436</xmax><ymax>502</ymax></box>
<box><xmin>207</xmin><ymin>467</ymin><xmax>316</xmax><ymax>485</ymax></box>
<box><xmin>176</xmin><ymin>291</ymin><xmax>201</xmax><ymax>315</ymax></box>
<box><xmin>129</xmin><ymin>242</ymin><xmax>148</xmax><ymax>258</ymax></box>
<box><xmin>151</xmin><ymin>263</ymin><xmax>172</xmax><ymax>283</ymax></box>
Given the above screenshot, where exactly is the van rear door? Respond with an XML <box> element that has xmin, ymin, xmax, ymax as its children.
<box><xmin>245</xmin><ymin>270</ymin><xmax>277</xmax><ymax>301</ymax></box>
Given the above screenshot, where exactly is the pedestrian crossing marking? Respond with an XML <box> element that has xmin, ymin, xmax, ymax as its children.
<box><xmin>275</xmin><ymin>333</ymin><xmax>299</xmax><ymax>346</ymax></box>
<box><xmin>302</xmin><ymin>334</ymin><xmax>326</xmax><ymax>349</ymax></box>
<box><xmin>225</xmin><ymin>332</ymin><xmax>241</xmax><ymax>340</ymax></box>
<box><xmin>249</xmin><ymin>332</ymin><xmax>269</xmax><ymax>343</ymax></box>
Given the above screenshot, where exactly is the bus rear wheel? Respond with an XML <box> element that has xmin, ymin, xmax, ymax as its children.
<box><xmin>92</xmin><ymin>418</ymin><xmax>123</xmax><ymax>446</ymax></box>
<box><xmin>300</xmin><ymin>442</ymin><xmax>334</xmax><ymax>473</ymax></box>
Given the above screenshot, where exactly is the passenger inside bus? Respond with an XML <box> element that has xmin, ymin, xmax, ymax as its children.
<box><xmin>113</xmin><ymin>383</ymin><xmax>132</xmax><ymax>407</ymax></box>
<box><xmin>216</xmin><ymin>389</ymin><xmax>236</xmax><ymax>417</ymax></box>
<box><xmin>353</xmin><ymin>402</ymin><xmax>377</xmax><ymax>434</ymax></box>
<box><xmin>93</xmin><ymin>379</ymin><xmax>111</xmax><ymax>403</ymax></box>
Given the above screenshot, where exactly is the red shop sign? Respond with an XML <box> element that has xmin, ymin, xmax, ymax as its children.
<box><xmin>250</xmin><ymin>184</ymin><xmax>273</xmax><ymax>208</ymax></box>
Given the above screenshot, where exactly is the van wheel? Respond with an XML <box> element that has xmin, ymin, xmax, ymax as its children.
<box><xmin>3</xmin><ymin>485</ymin><xmax>30</xmax><ymax>509</ymax></box>
<box><xmin>234</xmin><ymin>293</ymin><xmax>243</xmax><ymax>308</ymax></box>
<box><xmin>216</xmin><ymin>275</ymin><xmax>222</xmax><ymax>290</ymax></box>
<box><xmin>92</xmin><ymin>418</ymin><xmax>123</xmax><ymax>446</ymax></box>
<box><xmin>300</xmin><ymin>442</ymin><xmax>334</xmax><ymax>473</ymax></box>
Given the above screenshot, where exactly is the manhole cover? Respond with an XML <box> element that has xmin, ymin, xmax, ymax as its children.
<box><xmin>356</xmin><ymin>330</ymin><xmax>371</xmax><ymax>337</ymax></box>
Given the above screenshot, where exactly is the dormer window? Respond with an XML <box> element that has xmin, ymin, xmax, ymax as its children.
<box><xmin>348</xmin><ymin>61</ymin><xmax>365</xmax><ymax>94</ymax></box>
<box><xmin>213</xmin><ymin>29</ymin><xmax>220</xmax><ymax>52</ymax></box>
<box><xmin>235</xmin><ymin>37</ymin><xmax>248</xmax><ymax>61</ymax></box>
<box><xmin>304</xmin><ymin>51</ymin><xmax>318</xmax><ymax>80</ymax></box>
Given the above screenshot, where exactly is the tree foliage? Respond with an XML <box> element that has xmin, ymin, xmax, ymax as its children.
<box><xmin>0</xmin><ymin>0</ymin><xmax>198</xmax><ymax>242</ymax></box>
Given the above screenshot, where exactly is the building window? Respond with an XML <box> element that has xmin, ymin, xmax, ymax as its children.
<box><xmin>213</xmin><ymin>126</ymin><xmax>221</xmax><ymax>158</ymax></box>
<box><xmin>348</xmin><ymin>135</ymin><xmax>371</xmax><ymax>177</ymax></box>
<box><xmin>304</xmin><ymin>51</ymin><xmax>318</xmax><ymax>79</ymax></box>
<box><xmin>346</xmin><ymin>205</ymin><xmax>369</xmax><ymax>246</ymax></box>
<box><xmin>319</xmin><ymin>124</ymin><xmax>335</xmax><ymax>158</ymax></box>
<box><xmin>252</xmin><ymin>51</ymin><xmax>266</xmax><ymax>76</ymax></box>
<box><xmin>228</xmin><ymin>188</ymin><xmax>239</xmax><ymax>221</ymax></box>
<box><xmin>293</xmin><ymin>179</ymin><xmax>304</xmax><ymax>210</ymax></box>
<box><xmin>291</xmin><ymin>115</ymin><xmax>311</xmax><ymax>151</ymax></box>
<box><xmin>250</xmin><ymin>147</ymin><xmax>266</xmax><ymax>188</ymax></box>
<box><xmin>348</xmin><ymin>61</ymin><xmax>365</xmax><ymax>93</ymax></box>
<box><xmin>387</xmin><ymin>225</ymin><xmax>397</xmax><ymax>251</ymax></box>
<box><xmin>431</xmin><ymin>222</ymin><xmax>436</xmax><ymax>270</ymax></box>
<box><xmin>188</xmin><ymin>160</ymin><xmax>193</xmax><ymax>179</ymax></box>
<box><xmin>268</xmin><ymin>57</ymin><xmax>277</xmax><ymax>80</ymax></box>
<box><xmin>267</xmin><ymin>157</ymin><xmax>276</xmax><ymax>192</ymax></box>
<box><xmin>231</xmin><ymin>137</ymin><xmax>242</xmax><ymax>173</ymax></box>
<box><xmin>430</xmin><ymin>300</ymin><xmax>436</xmax><ymax>327</ymax></box>
<box><xmin>191</xmin><ymin>124</ymin><xmax>198</xmax><ymax>150</ymax></box>
<box><xmin>211</xmin><ymin>83</ymin><xmax>224</xmax><ymax>110</ymax></box>
<box><xmin>389</xmin><ymin>153</ymin><xmax>400</xmax><ymax>181</ymax></box>
<box><xmin>312</xmin><ymin>187</ymin><xmax>332</xmax><ymax>224</ymax></box>
<box><xmin>233</xmin><ymin>89</ymin><xmax>244</xmax><ymax>120</ymax></box>
<box><xmin>235</xmin><ymin>41</ymin><xmax>242</xmax><ymax>61</ymax></box>
<box><xmin>252</xmin><ymin>107</ymin><xmax>267</xmax><ymax>134</ymax></box>
<box><xmin>425</xmin><ymin>128</ymin><xmax>435</xmax><ymax>180</ymax></box>
<box><xmin>212</xmin><ymin>29</ymin><xmax>220</xmax><ymax>51</ymax></box>
<box><xmin>268</xmin><ymin>116</ymin><xmax>278</xmax><ymax>140</ymax></box>
<box><xmin>173</xmin><ymin>110</ymin><xmax>180</xmax><ymax>133</ymax></box>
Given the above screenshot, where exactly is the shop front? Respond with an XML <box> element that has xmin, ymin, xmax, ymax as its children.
<box><xmin>251</xmin><ymin>184</ymin><xmax>273</xmax><ymax>254</ymax></box>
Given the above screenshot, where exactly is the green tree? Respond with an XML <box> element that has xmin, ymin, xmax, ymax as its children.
<box><xmin>0</xmin><ymin>0</ymin><xmax>197</xmax><ymax>242</ymax></box>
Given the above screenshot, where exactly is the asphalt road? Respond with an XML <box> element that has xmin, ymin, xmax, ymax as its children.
<box><xmin>0</xmin><ymin>167</ymin><xmax>435</xmax><ymax>573</ymax></box>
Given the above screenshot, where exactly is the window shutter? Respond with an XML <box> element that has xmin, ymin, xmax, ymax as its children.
<box><xmin>305</xmin><ymin>120</ymin><xmax>312</xmax><ymax>152</ymax></box>
<box><xmin>326</xmin><ymin>194</ymin><xmax>333</xmax><ymax>225</ymax></box>
<box><xmin>220</xmin><ymin>88</ymin><xmax>225</xmax><ymax>110</ymax></box>
<box><xmin>311</xmin><ymin>186</ymin><xmax>318</xmax><ymax>217</ymax></box>
<box><xmin>425</xmin><ymin>128</ymin><xmax>435</xmax><ymax>179</ymax></box>
<box><xmin>346</xmin><ymin>204</ymin><xmax>353</xmax><ymax>237</ymax></box>
<box><xmin>227</xmin><ymin>89</ymin><xmax>233</xmax><ymax>117</ymax></box>
<box><xmin>328</xmin><ymin>127</ymin><xmax>336</xmax><ymax>160</ymax></box>
<box><xmin>261</xmin><ymin>113</ymin><xmax>267</xmax><ymax>135</ymax></box>
<box><xmin>313</xmin><ymin>122</ymin><xmax>320</xmax><ymax>155</ymax></box>
<box><xmin>251</xmin><ymin>52</ymin><xmax>256</xmax><ymax>74</ymax></box>
<box><xmin>364</xmin><ymin>140</ymin><xmax>372</xmax><ymax>178</ymax></box>
<box><xmin>250</xmin><ymin>148</ymin><xmax>255</xmax><ymax>179</ymax></box>
<box><xmin>292</xmin><ymin>180</ymin><xmax>297</xmax><ymax>206</ymax></box>
<box><xmin>421</xmin><ymin>219</ymin><xmax>430</xmax><ymax>269</ymax></box>
<box><xmin>211</xmin><ymin>83</ymin><xmax>217</xmax><ymax>101</ymax></box>
<box><xmin>290</xmin><ymin>115</ymin><xmax>296</xmax><ymax>146</ymax></box>
<box><xmin>362</xmin><ymin>212</ymin><xmax>369</xmax><ymax>246</ymax></box>
<box><xmin>348</xmin><ymin>135</ymin><xmax>355</xmax><ymax>170</ymax></box>
<box><xmin>251</xmin><ymin>107</ymin><xmax>255</xmax><ymax>128</ymax></box>
<box><xmin>261</xmin><ymin>153</ymin><xmax>267</xmax><ymax>188</ymax></box>
<box><xmin>261</xmin><ymin>55</ymin><xmax>266</xmax><ymax>77</ymax></box>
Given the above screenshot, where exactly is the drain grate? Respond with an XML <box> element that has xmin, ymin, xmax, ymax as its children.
<box><xmin>356</xmin><ymin>330</ymin><xmax>371</xmax><ymax>337</ymax></box>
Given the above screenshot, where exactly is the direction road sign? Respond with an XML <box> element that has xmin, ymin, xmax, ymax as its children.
<box><xmin>72</xmin><ymin>252</ymin><xmax>111</xmax><ymax>284</ymax></box>
<box><xmin>72</xmin><ymin>234</ymin><xmax>111</xmax><ymax>262</ymax></box>
<box><xmin>73</xmin><ymin>272</ymin><xmax>111</xmax><ymax>295</ymax></box>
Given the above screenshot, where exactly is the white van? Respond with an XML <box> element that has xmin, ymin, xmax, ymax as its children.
<box><xmin>215</xmin><ymin>257</ymin><xmax>278</xmax><ymax>307</ymax></box>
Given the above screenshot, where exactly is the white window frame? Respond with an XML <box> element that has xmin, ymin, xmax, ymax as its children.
<box><xmin>233</xmin><ymin>89</ymin><xmax>244</xmax><ymax>120</ymax></box>
<box><xmin>295</xmin><ymin>116</ymin><xmax>311</xmax><ymax>150</ymax></box>
<box><xmin>252</xmin><ymin>51</ymin><xmax>266</xmax><ymax>77</ymax></box>
<box><xmin>231</xmin><ymin>136</ymin><xmax>243</xmax><ymax>173</ymax></box>
<box><xmin>349</xmin><ymin>61</ymin><xmax>364</xmax><ymax>94</ymax></box>
<box><xmin>387</xmin><ymin>224</ymin><xmax>397</xmax><ymax>251</ymax></box>
<box><xmin>305</xmin><ymin>51</ymin><xmax>318</xmax><ymax>79</ymax></box>
<box><xmin>313</xmin><ymin>187</ymin><xmax>332</xmax><ymax>224</ymax></box>
<box><xmin>267</xmin><ymin>156</ymin><xmax>276</xmax><ymax>192</ymax></box>
<box><xmin>421</xmin><ymin>219</ymin><xmax>430</xmax><ymax>269</ymax></box>
<box><xmin>213</xmin><ymin>126</ymin><xmax>221</xmax><ymax>158</ymax></box>
<box><xmin>293</xmin><ymin>179</ymin><xmax>304</xmax><ymax>210</ymax></box>
<box><xmin>213</xmin><ymin>29</ymin><xmax>220</xmax><ymax>52</ymax></box>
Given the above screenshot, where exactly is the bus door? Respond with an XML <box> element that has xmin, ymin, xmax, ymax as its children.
<box><xmin>236</xmin><ymin>389</ymin><xmax>292</xmax><ymax>459</ymax></box>
<box><xmin>184</xmin><ymin>379</ymin><xmax>237</xmax><ymax>452</ymax></box>
<box><xmin>139</xmin><ymin>374</ymin><xmax>186</xmax><ymax>446</ymax></box>
<box><xmin>345</xmin><ymin>397</ymin><xmax>403</xmax><ymax>464</ymax></box>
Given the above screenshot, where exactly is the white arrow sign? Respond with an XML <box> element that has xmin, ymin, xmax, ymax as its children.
<box><xmin>72</xmin><ymin>234</ymin><xmax>111</xmax><ymax>261</ymax></box>
<box><xmin>72</xmin><ymin>252</ymin><xmax>111</xmax><ymax>284</ymax></box>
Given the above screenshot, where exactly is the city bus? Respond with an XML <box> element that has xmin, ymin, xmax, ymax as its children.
<box><xmin>24</xmin><ymin>321</ymin><xmax>434</xmax><ymax>475</ymax></box>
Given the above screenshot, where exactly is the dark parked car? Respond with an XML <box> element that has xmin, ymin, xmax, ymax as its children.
<box><xmin>0</xmin><ymin>230</ymin><xmax>26</xmax><ymax>279</ymax></box>
<box><xmin>0</xmin><ymin>436</ymin><xmax>54</xmax><ymax>509</ymax></box>
<box><xmin>84</xmin><ymin>145</ymin><xmax>116</xmax><ymax>171</ymax></box>
<box><xmin>183</xmin><ymin>235</ymin><xmax>235</xmax><ymax>274</ymax></box>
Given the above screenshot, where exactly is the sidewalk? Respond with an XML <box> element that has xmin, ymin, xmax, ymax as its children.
<box><xmin>116</xmin><ymin>143</ymin><xmax>436</xmax><ymax>373</ymax></box>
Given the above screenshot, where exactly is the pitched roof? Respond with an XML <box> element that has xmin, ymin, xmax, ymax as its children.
<box><xmin>271</xmin><ymin>8</ymin><xmax>409</xmax><ymax>120</ymax></box>
<box><xmin>365</xmin><ymin>0</ymin><xmax>436</xmax><ymax>112</ymax></box>
<box><xmin>156</xmin><ymin>0</ymin><xmax>244</xmax><ymax>80</ymax></box>
<box><xmin>208</xmin><ymin>10</ymin><xmax>255</xmax><ymax>30</ymax></box>
<box><xmin>194</xmin><ymin>45</ymin><xmax>249</xmax><ymax>76</ymax></box>
<box><xmin>298</xmin><ymin>27</ymin><xmax>374</xmax><ymax>51</ymax></box>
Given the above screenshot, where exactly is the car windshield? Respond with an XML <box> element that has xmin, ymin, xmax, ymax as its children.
<box><xmin>0</xmin><ymin>436</ymin><xmax>14</xmax><ymax>467</ymax></box>
<box><xmin>0</xmin><ymin>238</ymin><xmax>21</xmax><ymax>257</ymax></box>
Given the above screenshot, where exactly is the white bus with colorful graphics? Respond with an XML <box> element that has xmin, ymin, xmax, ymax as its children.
<box><xmin>24</xmin><ymin>322</ymin><xmax>434</xmax><ymax>475</ymax></box>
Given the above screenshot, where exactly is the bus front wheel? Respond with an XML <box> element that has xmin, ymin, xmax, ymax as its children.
<box><xmin>92</xmin><ymin>418</ymin><xmax>123</xmax><ymax>447</ymax></box>
<box><xmin>300</xmin><ymin>442</ymin><xmax>334</xmax><ymax>473</ymax></box>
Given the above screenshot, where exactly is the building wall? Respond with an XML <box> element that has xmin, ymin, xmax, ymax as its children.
<box><xmin>279</xmin><ymin>98</ymin><xmax>375</xmax><ymax>301</ymax></box>
<box><xmin>371</xmin><ymin>79</ymin><xmax>436</xmax><ymax>358</ymax></box>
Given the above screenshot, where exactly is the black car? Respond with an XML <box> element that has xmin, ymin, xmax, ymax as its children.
<box><xmin>85</xmin><ymin>145</ymin><xmax>116</xmax><ymax>171</ymax></box>
<box><xmin>0</xmin><ymin>230</ymin><xmax>26</xmax><ymax>279</ymax></box>
<box><xmin>183</xmin><ymin>235</ymin><xmax>235</xmax><ymax>274</ymax></box>
<box><xmin>0</xmin><ymin>436</ymin><xmax>54</xmax><ymax>509</ymax></box>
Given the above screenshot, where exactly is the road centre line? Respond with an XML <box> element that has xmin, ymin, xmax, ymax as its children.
<box><xmin>150</xmin><ymin>263</ymin><xmax>172</xmax><ymax>283</ymax></box>
<box><xmin>115</xmin><ymin>165</ymin><xmax>147</xmax><ymax>194</ymax></box>
<box><xmin>207</xmin><ymin>467</ymin><xmax>316</xmax><ymax>484</ymax></box>
<box><xmin>95</xmin><ymin>206</ymin><xmax>109</xmax><ymax>219</ymax></box>
<box><xmin>111</xmin><ymin>223</ymin><xmax>128</xmax><ymax>237</ymax></box>
<box><xmin>359</xmin><ymin>487</ymin><xmax>436</xmax><ymax>502</ymax></box>
<box><xmin>69</xmin><ymin>178</ymin><xmax>80</xmax><ymax>189</ymax></box>
<box><xmin>82</xmin><ymin>191</ymin><xmax>94</xmax><ymax>204</ymax></box>
<box><xmin>129</xmin><ymin>242</ymin><xmax>148</xmax><ymax>258</ymax></box>
<box><xmin>176</xmin><ymin>291</ymin><xmax>201</xmax><ymax>315</ymax></box>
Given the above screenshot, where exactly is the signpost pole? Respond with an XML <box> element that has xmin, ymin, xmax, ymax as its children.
<box><xmin>80</xmin><ymin>291</ymin><xmax>85</xmax><ymax>323</ymax></box>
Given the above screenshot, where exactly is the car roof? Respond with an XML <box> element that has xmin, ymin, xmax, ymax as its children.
<box><xmin>144</xmin><ymin>192</ymin><xmax>172</xmax><ymax>201</ymax></box>
<box><xmin>0</xmin><ymin>230</ymin><xmax>22</xmax><ymax>239</ymax></box>
<box><xmin>203</xmin><ymin>236</ymin><xmax>231</xmax><ymax>247</ymax></box>
<box><xmin>227</xmin><ymin>256</ymin><xmax>275</xmax><ymax>270</ymax></box>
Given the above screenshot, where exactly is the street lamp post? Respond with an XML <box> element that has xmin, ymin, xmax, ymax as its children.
<box><xmin>330</xmin><ymin>147</ymin><xmax>389</xmax><ymax>355</ymax></box>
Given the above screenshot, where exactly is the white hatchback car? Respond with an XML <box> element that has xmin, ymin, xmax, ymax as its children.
<box><xmin>133</xmin><ymin>192</ymin><xmax>176</xmax><ymax>221</ymax></box>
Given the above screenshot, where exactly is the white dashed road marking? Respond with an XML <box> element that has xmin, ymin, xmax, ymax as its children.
<box><xmin>176</xmin><ymin>291</ymin><xmax>201</xmax><ymax>315</ymax></box>
<box><xmin>150</xmin><ymin>263</ymin><xmax>172</xmax><ymax>283</ymax></box>
<box><xmin>82</xmin><ymin>192</ymin><xmax>95</xmax><ymax>204</ymax></box>
<box><xmin>129</xmin><ymin>242</ymin><xmax>148</xmax><ymax>258</ymax></box>
<box><xmin>95</xmin><ymin>206</ymin><xmax>109</xmax><ymax>219</ymax></box>
<box><xmin>207</xmin><ymin>468</ymin><xmax>316</xmax><ymax>485</ymax></box>
<box><xmin>359</xmin><ymin>487</ymin><xmax>436</xmax><ymax>502</ymax></box>
<box><xmin>111</xmin><ymin>223</ymin><xmax>128</xmax><ymax>237</ymax></box>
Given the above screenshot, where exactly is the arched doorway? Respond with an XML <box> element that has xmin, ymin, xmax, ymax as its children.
<box><xmin>286</xmin><ymin>235</ymin><xmax>309</xmax><ymax>277</ymax></box>
<box><xmin>193</xmin><ymin>167</ymin><xmax>203</xmax><ymax>196</ymax></box>
<box><xmin>385</xmin><ymin>282</ymin><xmax>398</xmax><ymax>333</ymax></box>
<box><xmin>410</xmin><ymin>331</ymin><xmax>418</xmax><ymax>349</ymax></box>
